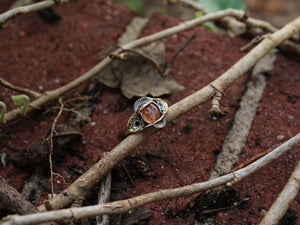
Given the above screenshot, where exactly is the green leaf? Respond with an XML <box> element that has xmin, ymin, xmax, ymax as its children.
<box><xmin>12</xmin><ymin>95</ymin><xmax>29</xmax><ymax>116</ymax></box>
<box><xmin>195</xmin><ymin>11</ymin><xmax>204</xmax><ymax>18</ymax></box>
<box><xmin>202</xmin><ymin>22</ymin><xmax>218</xmax><ymax>31</ymax></box>
<box><xmin>270</xmin><ymin>48</ymin><xmax>279</xmax><ymax>54</ymax></box>
<box><xmin>0</xmin><ymin>101</ymin><xmax>6</xmax><ymax>124</ymax></box>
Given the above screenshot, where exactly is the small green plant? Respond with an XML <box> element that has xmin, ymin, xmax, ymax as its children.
<box><xmin>12</xmin><ymin>94</ymin><xmax>30</xmax><ymax>116</ymax></box>
<box><xmin>0</xmin><ymin>101</ymin><xmax>6</xmax><ymax>124</ymax></box>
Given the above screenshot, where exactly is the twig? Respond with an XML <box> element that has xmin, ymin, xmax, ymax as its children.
<box><xmin>179</xmin><ymin>0</ymin><xmax>247</xmax><ymax>36</ymax></box>
<box><xmin>208</xmin><ymin>90</ymin><xmax>229</xmax><ymax>118</ymax></box>
<box><xmin>259</xmin><ymin>159</ymin><xmax>300</xmax><ymax>225</ymax></box>
<box><xmin>230</xmin><ymin>147</ymin><xmax>274</xmax><ymax>172</ymax></box>
<box><xmin>0</xmin><ymin>176</ymin><xmax>56</xmax><ymax>225</ymax></box>
<box><xmin>37</xmin><ymin>181</ymin><xmax>59</xmax><ymax>194</ymax></box>
<box><xmin>201</xmin><ymin>197</ymin><xmax>249</xmax><ymax>214</ymax></box>
<box><xmin>120</xmin><ymin>161</ymin><xmax>135</xmax><ymax>186</ymax></box>
<box><xmin>163</xmin><ymin>35</ymin><xmax>196</xmax><ymax>76</ymax></box>
<box><xmin>35</xmin><ymin>16</ymin><xmax>300</xmax><ymax>211</ymax></box>
<box><xmin>2</xmin><ymin>133</ymin><xmax>300</xmax><ymax>225</ymax></box>
<box><xmin>96</xmin><ymin>153</ymin><xmax>112</xmax><ymax>225</ymax></box>
<box><xmin>179</xmin><ymin>0</ymin><xmax>299</xmax><ymax>42</ymax></box>
<box><xmin>48</xmin><ymin>98</ymin><xmax>64</xmax><ymax>197</ymax></box>
<box><xmin>245</xmin><ymin>28</ymin><xmax>300</xmax><ymax>56</ymax></box>
<box><xmin>147</xmin><ymin>153</ymin><xmax>185</xmax><ymax>185</ymax></box>
<box><xmin>0</xmin><ymin>77</ymin><xmax>41</xmax><ymax>98</ymax></box>
<box><xmin>245</xmin><ymin>17</ymin><xmax>277</xmax><ymax>33</ymax></box>
<box><xmin>113</xmin><ymin>49</ymin><xmax>164</xmax><ymax>76</ymax></box>
<box><xmin>3</xmin><ymin>9</ymin><xmax>247</xmax><ymax>123</ymax></box>
<box><xmin>179</xmin><ymin>0</ymin><xmax>277</xmax><ymax>34</ymax></box>
<box><xmin>240</xmin><ymin>35</ymin><xmax>265</xmax><ymax>51</ymax></box>
<box><xmin>210</xmin><ymin>52</ymin><xmax>275</xmax><ymax>181</ymax></box>
<box><xmin>0</xmin><ymin>176</ymin><xmax>39</xmax><ymax>215</ymax></box>
<box><xmin>0</xmin><ymin>0</ymin><xmax>69</xmax><ymax>26</ymax></box>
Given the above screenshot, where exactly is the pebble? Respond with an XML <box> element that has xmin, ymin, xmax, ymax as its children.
<box><xmin>276</xmin><ymin>134</ymin><xmax>285</xmax><ymax>141</ymax></box>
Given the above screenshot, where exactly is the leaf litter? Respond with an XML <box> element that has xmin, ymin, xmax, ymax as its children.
<box><xmin>95</xmin><ymin>41</ymin><xmax>185</xmax><ymax>99</ymax></box>
<box><xmin>94</xmin><ymin>17</ymin><xmax>185</xmax><ymax>99</ymax></box>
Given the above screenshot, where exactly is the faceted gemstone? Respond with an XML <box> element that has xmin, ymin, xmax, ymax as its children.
<box><xmin>140</xmin><ymin>103</ymin><xmax>161</xmax><ymax>124</ymax></box>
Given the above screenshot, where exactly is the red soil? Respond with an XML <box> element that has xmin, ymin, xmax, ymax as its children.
<box><xmin>0</xmin><ymin>0</ymin><xmax>299</xmax><ymax>224</ymax></box>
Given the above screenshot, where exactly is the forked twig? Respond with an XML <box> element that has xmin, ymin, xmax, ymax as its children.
<box><xmin>3</xmin><ymin>133</ymin><xmax>300</xmax><ymax>225</ymax></box>
<box><xmin>0</xmin><ymin>77</ymin><xmax>41</xmax><ymax>98</ymax></box>
<box><xmin>3</xmin><ymin>9</ymin><xmax>249</xmax><ymax>123</ymax></box>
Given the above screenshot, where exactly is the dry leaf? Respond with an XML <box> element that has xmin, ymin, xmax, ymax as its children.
<box><xmin>95</xmin><ymin>41</ymin><xmax>184</xmax><ymax>99</ymax></box>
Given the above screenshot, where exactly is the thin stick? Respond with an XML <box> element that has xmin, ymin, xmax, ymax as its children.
<box><xmin>0</xmin><ymin>77</ymin><xmax>41</xmax><ymax>98</ymax></box>
<box><xmin>120</xmin><ymin>161</ymin><xmax>135</xmax><ymax>186</ymax></box>
<box><xmin>34</xmin><ymin>16</ymin><xmax>300</xmax><ymax>211</ymax></box>
<box><xmin>180</xmin><ymin>0</ymin><xmax>276</xmax><ymax>34</ymax></box>
<box><xmin>180</xmin><ymin>0</ymin><xmax>299</xmax><ymax>42</ymax></box>
<box><xmin>3</xmin><ymin>133</ymin><xmax>300</xmax><ymax>225</ymax></box>
<box><xmin>96</xmin><ymin>153</ymin><xmax>112</xmax><ymax>225</ymax></box>
<box><xmin>48</xmin><ymin>98</ymin><xmax>64</xmax><ymax>197</ymax></box>
<box><xmin>179</xmin><ymin>0</ymin><xmax>246</xmax><ymax>36</ymax></box>
<box><xmin>3</xmin><ymin>9</ymin><xmax>247</xmax><ymax>123</ymax></box>
<box><xmin>259</xmin><ymin>159</ymin><xmax>300</xmax><ymax>225</ymax></box>
<box><xmin>0</xmin><ymin>0</ymin><xmax>69</xmax><ymax>26</ymax></box>
<box><xmin>245</xmin><ymin>17</ymin><xmax>278</xmax><ymax>33</ymax></box>
<box><xmin>245</xmin><ymin>28</ymin><xmax>300</xmax><ymax>56</ymax></box>
<box><xmin>0</xmin><ymin>177</ymin><xmax>39</xmax><ymax>215</ymax></box>
<box><xmin>208</xmin><ymin>90</ymin><xmax>229</xmax><ymax>117</ymax></box>
<box><xmin>163</xmin><ymin>35</ymin><xmax>196</xmax><ymax>75</ymax></box>
<box><xmin>230</xmin><ymin>147</ymin><xmax>274</xmax><ymax>172</ymax></box>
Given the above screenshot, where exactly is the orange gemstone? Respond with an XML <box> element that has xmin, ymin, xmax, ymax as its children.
<box><xmin>140</xmin><ymin>103</ymin><xmax>161</xmax><ymax>124</ymax></box>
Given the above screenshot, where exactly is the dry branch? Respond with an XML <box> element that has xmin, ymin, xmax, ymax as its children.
<box><xmin>3</xmin><ymin>9</ymin><xmax>248</xmax><ymax>123</ymax></box>
<box><xmin>0</xmin><ymin>77</ymin><xmax>41</xmax><ymax>98</ymax></box>
<box><xmin>0</xmin><ymin>0</ymin><xmax>69</xmax><ymax>26</ymax></box>
<box><xmin>259</xmin><ymin>159</ymin><xmax>300</xmax><ymax>225</ymax></box>
<box><xmin>2</xmin><ymin>133</ymin><xmax>300</xmax><ymax>225</ymax></box>
<box><xmin>0</xmin><ymin>177</ymin><xmax>39</xmax><ymax>215</ymax></box>
<box><xmin>179</xmin><ymin>0</ymin><xmax>247</xmax><ymax>35</ymax></box>
<box><xmin>180</xmin><ymin>0</ymin><xmax>300</xmax><ymax>53</ymax></box>
<box><xmin>33</xmin><ymin>16</ymin><xmax>300</xmax><ymax>212</ymax></box>
<box><xmin>245</xmin><ymin>28</ymin><xmax>300</xmax><ymax>56</ymax></box>
<box><xmin>96</xmin><ymin>153</ymin><xmax>112</xmax><ymax>225</ymax></box>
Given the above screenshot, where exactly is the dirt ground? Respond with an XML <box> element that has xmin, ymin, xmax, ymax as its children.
<box><xmin>0</xmin><ymin>0</ymin><xmax>299</xmax><ymax>224</ymax></box>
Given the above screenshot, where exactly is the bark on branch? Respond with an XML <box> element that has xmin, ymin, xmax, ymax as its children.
<box><xmin>259</xmin><ymin>159</ymin><xmax>300</xmax><ymax>225</ymax></box>
<box><xmin>33</xmin><ymin>15</ymin><xmax>300</xmax><ymax>211</ymax></box>
<box><xmin>2</xmin><ymin>133</ymin><xmax>300</xmax><ymax>225</ymax></box>
<box><xmin>2</xmin><ymin>9</ymin><xmax>247</xmax><ymax>123</ymax></box>
<box><xmin>0</xmin><ymin>0</ymin><xmax>69</xmax><ymax>26</ymax></box>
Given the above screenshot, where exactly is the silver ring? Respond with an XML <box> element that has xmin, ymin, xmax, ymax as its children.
<box><xmin>127</xmin><ymin>97</ymin><xmax>168</xmax><ymax>133</ymax></box>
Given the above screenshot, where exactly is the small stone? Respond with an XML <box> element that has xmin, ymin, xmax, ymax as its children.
<box><xmin>141</xmin><ymin>103</ymin><xmax>161</xmax><ymax>124</ymax></box>
<box><xmin>276</xmin><ymin>134</ymin><xmax>285</xmax><ymax>141</ymax></box>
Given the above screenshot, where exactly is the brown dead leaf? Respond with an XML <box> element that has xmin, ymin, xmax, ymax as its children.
<box><xmin>95</xmin><ymin>41</ymin><xmax>185</xmax><ymax>99</ymax></box>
